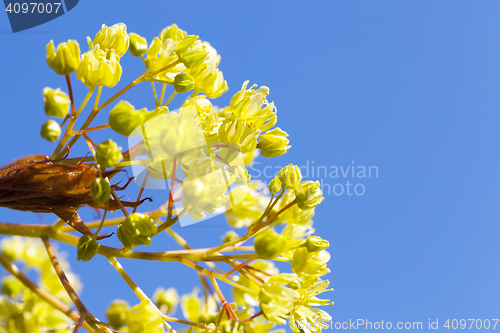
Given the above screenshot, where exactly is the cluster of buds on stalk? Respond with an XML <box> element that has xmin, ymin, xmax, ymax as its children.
<box><xmin>0</xmin><ymin>21</ymin><xmax>331</xmax><ymax>333</ymax></box>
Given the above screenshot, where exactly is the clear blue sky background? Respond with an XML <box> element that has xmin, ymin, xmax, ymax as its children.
<box><xmin>1</xmin><ymin>1</ymin><xmax>500</xmax><ymax>332</ymax></box>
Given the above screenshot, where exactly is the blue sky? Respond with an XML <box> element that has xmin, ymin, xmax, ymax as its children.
<box><xmin>1</xmin><ymin>1</ymin><xmax>500</xmax><ymax>332</ymax></box>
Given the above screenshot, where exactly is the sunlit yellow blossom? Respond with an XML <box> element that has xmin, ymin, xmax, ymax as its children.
<box><xmin>43</xmin><ymin>87</ymin><xmax>70</xmax><ymax>118</ymax></box>
<box><xmin>145</xmin><ymin>37</ymin><xmax>186</xmax><ymax>83</ymax></box>
<box><xmin>88</xmin><ymin>23</ymin><xmax>129</xmax><ymax>57</ymax></box>
<box><xmin>46</xmin><ymin>39</ymin><xmax>80</xmax><ymax>75</ymax></box>
<box><xmin>129</xmin><ymin>32</ymin><xmax>148</xmax><ymax>57</ymax></box>
<box><xmin>76</xmin><ymin>45</ymin><xmax>122</xmax><ymax>88</ymax></box>
<box><xmin>159</xmin><ymin>23</ymin><xmax>187</xmax><ymax>42</ymax></box>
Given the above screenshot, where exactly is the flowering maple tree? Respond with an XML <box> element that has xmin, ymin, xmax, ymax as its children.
<box><xmin>0</xmin><ymin>23</ymin><xmax>332</xmax><ymax>333</ymax></box>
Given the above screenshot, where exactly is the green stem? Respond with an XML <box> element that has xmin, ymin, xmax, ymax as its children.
<box><xmin>107</xmin><ymin>256</ymin><xmax>149</xmax><ymax>301</ymax></box>
<box><xmin>51</xmin><ymin>88</ymin><xmax>95</xmax><ymax>159</ymax></box>
<box><xmin>163</xmin><ymin>91</ymin><xmax>177</xmax><ymax>106</ymax></box>
<box><xmin>203</xmin><ymin>199</ymin><xmax>296</xmax><ymax>256</ymax></box>
<box><xmin>179</xmin><ymin>259</ymin><xmax>255</xmax><ymax>294</ymax></box>
<box><xmin>151</xmin><ymin>81</ymin><xmax>158</xmax><ymax>106</ymax></box>
<box><xmin>107</xmin><ymin>256</ymin><xmax>177</xmax><ymax>333</ymax></box>
<box><xmin>158</xmin><ymin>83</ymin><xmax>167</xmax><ymax>106</ymax></box>
<box><xmin>0</xmin><ymin>222</ymin><xmax>255</xmax><ymax>261</ymax></box>
<box><xmin>56</xmin><ymin>86</ymin><xmax>103</xmax><ymax>159</ymax></box>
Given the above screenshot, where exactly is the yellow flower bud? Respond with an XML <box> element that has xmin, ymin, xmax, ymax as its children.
<box><xmin>129</xmin><ymin>33</ymin><xmax>148</xmax><ymax>57</ymax></box>
<box><xmin>303</xmin><ymin>236</ymin><xmax>329</xmax><ymax>253</ymax></box>
<box><xmin>173</xmin><ymin>73</ymin><xmax>195</xmax><ymax>93</ymax></box>
<box><xmin>159</xmin><ymin>23</ymin><xmax>187</xmax><ymax>42</ymax></box>
<box><xmin>259</xmin><ymin>127</ymin><xmax>291</xmax><ymax>158</ymax></box>
<box><xmin>117</xmin><ymin>213</ymin><xmax>157</xmax><ymax>249</ymax></box>
<box><xmin>43</xmin><ymin>87</ymin><xmax>70</xmax><ymax>118</ymax></box>
<box><xmin>278</xmin><ymin>190</ymin><xmax>315</xmax><ymax>226</ymax></box>
<box><xmin>41</xmin><ymin>120</ymin><xmax>61</xmax><ymax>142</ymax></box>
<box><xmin>196</xmin><ymin>68</ymin><xmax>228</xmax><ymax>98</ymax></box>
<box><xmin>145</xmin><ymin>37</ymin><xmax>186</xmax><ymax>84</ymax></box>
<box><xmin>77</xmin><ymin>235</ymin><xmax>100</xmax><ymax>262</ymax></box>
<box><xmin>46</xmin><ymin>39</ymin><xmax>80</xmax><ymax>75</ymax></box>
<box><xmin>277</xmin><ymin>164</ymin><xmax>302</xmax><ymax>190</ymax></box>
<box><xmin>95</xmin><ymin>139</ymin><xmax>123</xmax><ymax>169</ymax></box>
<box><xmin>295</xmin><ymin>181</ymin><xmax>324</xmax><ymax>210</ymax></box>
<box><xmin>292</xmin><ymin>248</ymin><xmax>330</xmax><ymax>276</ymax></box>
<box><xmin>76</xmin><ymin>46</ymin><xmax>122</xmax><ymax>88</ymax></box>
<box><xmin>175</xmin><ymin>35</ymin><xmax>209</xmax><ymax>68</ymax></box>
<box><xmin>269</xmin><ymin>177</ymin><xmax>282</xmax><ymax>194</ymax></box>
<box><xmin>106</xmin><ymin>300</ymin><xmax>129</xmax><ymax>329</ymax></box>
<box><xmin>222</xmin><ymin>230</ymin><xmax>239</xmax><ymax>243</ymax></box>
<box><xmin>127</xmin><ymin>301</ymin><xmax>164</xmax><ymax>333</ymax></box>
<box><xmin>218</xmin><ymin>118</ymin><xmax>245</xmax><ymax>145</ymax></box>
<box><xmin>109</xmin><ymin>101</ymin><xmax>146</xmax><ymax>136</ymax></box>
<box><xmin>89</xmin><ymin>23</ymin><xmax>129</xmax><ymax>57</ymax></box>
<box><xmin>91</xmin><ymin>177</ymin><xmax>111</xmax><ymax>205</ymax></box>
<box><xmin>254</xmin><ymin>229</ymin><xmax>289</xmax><ymax>259</ymax></box>
<box><xmin>153</xmin><ymin>287</ymin><xmax>179</xmax><ymax>314</ymax></box>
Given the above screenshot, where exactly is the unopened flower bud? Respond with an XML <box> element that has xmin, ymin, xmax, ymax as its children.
<box><xmin>175</xmin><ymin>35</ymin><xmax>208</xmax><ymax>68</ymax></box>
<box><xmin>43</xmin><ymin>87</ymin><xmax>70</xmax><ymax>118</ymax></box>
<box><xmin>292</xmin><ymin>247</ymin><xmax>330</xmax><ymax>276</ymax></box>
<box><xmin>254</xmin><ymin>229</ymin><xmax>289</xmax><ymax>259</ymax></box>
<box><xmin>303</xmin><ymin>236</ymin><xmax>329</xmax><ymax>253</ymax></box>
<box><xmin>77</xmin><ymin>235</ymin><xmax>100</xmax><ymax>262</ymax></box>
<box><xmin>222</xmin><ymin>230</ymin><xmax>239</xmax><ymax>243</ymax></box>
<box><xmin>159</xmin><ymin>23</ymin><xmax>187</xmax><ymax>42</ymax></box>
<box><xmin>173</xmin><ymin>73</ymin><xmax>195</xmax><ymax>93</ymax></box>
<box><xmin>295</xmin><ymin>181</ymin><xmax>324</xmax><ymax>210</ymax></box>
<box><xmin>91</xmin><ymin>177</ymin><xmax>111</xmax><ymax>205</ymax></box>
<box><xmin>96</xmin><ymin>139</ymin><xmax>123</xmax><ymax>169</ymax></box>
<box><xmin>277</xmin><ymin>164</ymin><xmax>302</xmax><ymax>190</ymax></box>
<box><xmin>89</xmin><ymin>23</ymin><xmax>129</xmax><ymax>57</ymax></box>
<box><xmin>106</xmin><ymin>300</ymin><xmax>129</xmax><ymax>329</ymax></box>
<box><xmin>196</xmin><ymin>68</ymin><xmax>228</xmax><ymax>98</ymax></box>
<box><xmin>41</xmin><ymin>120</ymin><xmax>61</xmax><ymax>142</ymax></box>
<box><xmin>153</xmin><ymin>287</ymin><xmax>179</xmax><ymax>314</ymax></box>
<box><xmin>77</xmin><ymin>46</ymin><xmax>122</xmax><ymax>88</ymax></box>
<box><xmin>129</xmin><ymin>32</ymin><xmax>148</xmax><ymax>57</ymax></box>
<box><xmin>259</xmin><ymin>127</ymin><xmax>291</xmax><ymax>158</ymax></box>
<box><xmin>117</xmin><ymin>213</ymin><xmax>157</xmax><ymax>249</ymax></box>
<box><xmin>269</xmin><ymin>177</ymin><xmax>282</xmax><ymax>194</ymax></box>
<box><xmin>109</xmin><ymin>101</ymin><xmax>145</xmax><ymax>136</ymax></box>
<box><xmin>46</xmin><ymin>39</ymin><xmax>80</xmax><ymax>75</ymax></box>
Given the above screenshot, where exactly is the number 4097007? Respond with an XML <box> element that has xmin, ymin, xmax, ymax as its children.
<box><xmin>5</xmin><ymin>2</ymin><xmax>61</xmax><ymax>14</ymax></box>
<box><xmin>443</xmin><ymin>319</ymin><xmax>499</xmax><ymax>330</ymax></box>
